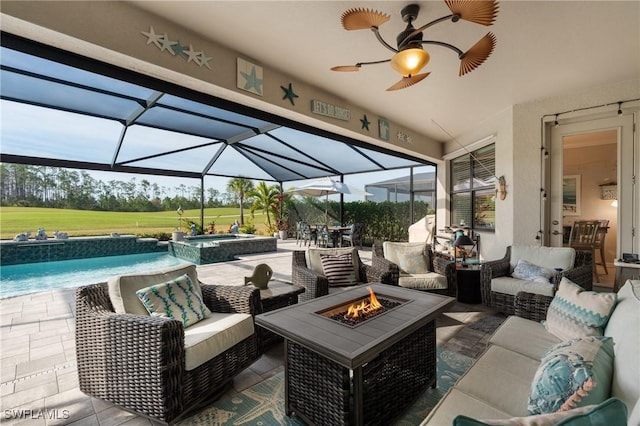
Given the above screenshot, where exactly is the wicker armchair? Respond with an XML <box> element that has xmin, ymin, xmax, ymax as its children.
<box><xmin>75</xmin><ymin>273</ymin><xmax>261</xmax><ymax>424</ymax></box>
<box><xmin>292</xmin><ymin>248</ymin><xmax>396</xmax><ymax>302</ymax></box>
<box><xmin>372</xmin><ymin>242</ymin><xmax>457</xmax><ymax>297</ymax></box>
<box><xmin>480</xmin><ymin>245</ymin><xmax>593</xmax><ymax>315</ymax></box>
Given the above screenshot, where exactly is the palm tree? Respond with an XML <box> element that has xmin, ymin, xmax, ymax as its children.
<box><xmin>248</xmin><ymin>181</ymin><xmax>280</xmax><ymax>230</ymax></box>
<box><xmin>226</xmin><ymin>177</ymin><xmax>254</xmax><ymax>225</ymax></box>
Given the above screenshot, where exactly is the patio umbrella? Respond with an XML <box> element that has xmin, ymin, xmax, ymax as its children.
<box><xmin>287</xmin><ymin>177</ymin><xmax>366</xmax><ymax>224</ymax></box>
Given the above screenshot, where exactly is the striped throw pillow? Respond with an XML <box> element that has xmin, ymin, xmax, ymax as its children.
<box><xmin>320</xmin><ymin>253</ymin><xmax>357</xmax><ymax>287</ymax></box>
<box><xmin>136</xmin><ymin>274</ymin><xmax>211</xmax><ymax>328</ymax></box>
<box><xmin>544</xmin><ymin>278</ymin><xmax>617</xmax><ymax>340</ymax></box>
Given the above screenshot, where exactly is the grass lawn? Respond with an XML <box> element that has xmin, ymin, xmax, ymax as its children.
<box><xmin>0</xmin><ymin>207</ymin><xmax>270</xmax><ymax>240</ymax></box>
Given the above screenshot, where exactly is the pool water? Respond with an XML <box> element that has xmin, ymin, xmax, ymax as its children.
<box><xmin>0</xmin><ymin>252</ymin><xmax>191</xmax><ymax>298</ymax></box>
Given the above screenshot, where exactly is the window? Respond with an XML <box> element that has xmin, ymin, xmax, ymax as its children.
<box><xmin>450</xmin><ymin>144</ymin><xmax>496</xmax><ymax>231</ymax></box>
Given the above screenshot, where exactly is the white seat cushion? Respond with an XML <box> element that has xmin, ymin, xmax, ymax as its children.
<box><xmin>491</xmin><ymin>276</ymin><xmax>555</xmax><ymax>297</ymax></box>
<box><xmin>489</xmin><ymin>316</ymin><xmax>561</xmax><ymax>361</ymax></box>
<box><xmin>454</xmin><ymin>345</ymin><xmax>540</xmax><ymax>417</ymax></box>
<box><xmin>183</xmin><ymin>312</ymin><xmax>254</xmax><ymax>371</ymax></box>
<box><xmin>398</xmin><ymin>272</ymin><xmax>447</xmax><ymax>290</ymax></box>
<box><xmin>108</xmin><ymin>264</ymin><xmax>200</xmax><ymax>315</ymax></box>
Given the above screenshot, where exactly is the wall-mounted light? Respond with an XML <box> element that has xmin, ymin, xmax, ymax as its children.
<box><xmin>611</xmin><ymin>200</ymin><xmax>618</xmax><ymax>208</ymax></box>
<box><xmin>600</xmin><ymin>184</ymin><xmax>617</xmax><ymax>200</ymax></box>
<box><xmin>617</xmin><ymin>102</ymin><xmax>623</xmax><ymax>116</ymax></box>
<box><xmin>496</xmin><ymin>176</ymin><xmax>507</xmax><ymax>200</ymax></box>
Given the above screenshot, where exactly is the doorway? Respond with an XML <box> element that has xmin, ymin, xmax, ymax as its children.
<box><xmin>548</xmin><ymin>113</ymin><xmax>635</xmax><ymax>286</ymax></box>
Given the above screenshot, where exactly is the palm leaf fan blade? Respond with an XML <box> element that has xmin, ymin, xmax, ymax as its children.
<box><xmin>459</xmin><ymin>32</ymin><xmax>496</xmax><ymax>76</ymax></box>
<box><xmin>386</xmin><ymin>73</ymin><xmax>430</xmax><ymax>91</ymax></box>
<box><xmin>341</xmin><ymin>8</ymin><xmax>390</xmax><ymax>30</ymax></box>
<box><xmin>445</xmin><ymin>0</ymin><xmax>499</xmax><ymax>26</ymax></box>
<box><xmin>330</xmin><ymin>65</ymin><xmax>361</xmax><ymax>72</ymax></box>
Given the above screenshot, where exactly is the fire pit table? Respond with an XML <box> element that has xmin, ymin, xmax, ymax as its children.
<box><xmin>255</xmin><ymin>283</ymin><xmax>455</xmax><ymax>425</ymax></box>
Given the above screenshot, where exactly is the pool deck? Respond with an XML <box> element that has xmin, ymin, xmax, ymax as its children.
<box><xmin>0</xmin><ymin>239</ymin><xmax>374</xmax><ymax>425</ymax></box>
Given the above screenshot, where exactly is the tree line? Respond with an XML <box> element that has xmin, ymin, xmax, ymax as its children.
<box><xmin>0</xmin><ymin>164</ymin><xmax>240</xmax><ymax>212</ymax></box>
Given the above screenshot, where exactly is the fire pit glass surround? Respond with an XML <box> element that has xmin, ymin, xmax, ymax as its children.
<box><xmin>315</xmin><ymin>291</ymin><xmax>409</xmax><ymax>327</ymax></box>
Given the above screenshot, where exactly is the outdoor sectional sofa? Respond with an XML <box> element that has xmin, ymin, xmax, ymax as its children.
<box><xmin>422</xmin><ymin>279</ymin><xmax>639</xmax><ymax>425</ymax></box>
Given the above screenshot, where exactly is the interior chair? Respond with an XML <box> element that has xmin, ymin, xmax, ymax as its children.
<box><xmin>292</xmin><ymin>247</ymin><xmax>396</xmax><ymax>302</ymax></box>
<box><xmin>567</xmin><ymin>220</ymin><xmax>601</xmax><ymax>282</ymax></box>
<box><xmin>341</xmin><ymin>223</ymin><xmax>364</xmax><ymax>248</ymax></box>
<box><xmin>372</xmin><ymin>241</ymin><xmax>457</xmax><ymax>297</ymax></box>
<box><xmin>75</xmin><ymin>264</ymin><xmax>261</xmax><ymax>424</ymax></box>
<box><xmin>480</xmin><ymin>245</ymin><xmax>593</xmax><ymax>315</ymax></box>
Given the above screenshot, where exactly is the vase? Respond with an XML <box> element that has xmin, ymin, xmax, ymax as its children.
<box><xmin>172</xmin><ymin>231</ymin><xmax>185</xmax><ymax>241</ymax></box>
<box><xmin>278</xmin><ymin>230</ymin><xmax>287</xmax><ymax>240</ymax></box>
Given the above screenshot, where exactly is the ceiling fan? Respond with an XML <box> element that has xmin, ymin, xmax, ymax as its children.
<box><xmin>331</xmin><ymin>1</ymin><xmax>499</xmax><ymax>91</ymax></box>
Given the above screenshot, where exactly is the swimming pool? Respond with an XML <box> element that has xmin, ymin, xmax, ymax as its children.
<box><xmin>0</xmin><ymin>252</ymin><xmax>191</xmax><ymax>298</ymax></box>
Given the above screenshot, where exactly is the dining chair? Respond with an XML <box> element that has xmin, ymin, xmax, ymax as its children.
<box><xmin>301</xmin><ymin>223</ymin><xmax>316</xmax><ymax>246</ymax></box>
<box><xmin>342</xmin><ymin>223</ymin><xmax>364</xmax><ymax>249</ymax></box>
<box><xmin>316</xmin><ymin>224</ymin><xmax>331</xmax><ymax>247</ymax></box>
<box><xmin>594</xmin><ymin>219</ymin><xmax>609</xmax><ymax>275</ymax></box>
<box><xmin>567</xmin><ymin>220</ymin><xmax>600</xmax><ymax>282</ymax></box>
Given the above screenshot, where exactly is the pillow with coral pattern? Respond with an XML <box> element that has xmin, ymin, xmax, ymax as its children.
<box><xmin>528</xmin><ymin>336</ymin><xmax>614</xmax><ymax>415</ymax></box>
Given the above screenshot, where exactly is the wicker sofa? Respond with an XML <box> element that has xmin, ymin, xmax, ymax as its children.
<box><xmin>480</xmin><ymin>245</ymin><xmax>593</xmax><ymax>314</ymax></box>
<box><xmin>75</xmin><ymin>264</ymin><xmax>261</xmax><ymax>424</ymax></box>
<box><xmin>372</xmin><ymin>241</ymin><xmax>457</xmax><ymax>297</ymax></box>
<box><xmin>422</xmin><ymin>279</ymin><xmax>640</xmax><ymax>425</ymax></box>
<box><xmin>292</xmin><ymin>247</ymin><xmax>395</xmax><ymax>302</ymax></box>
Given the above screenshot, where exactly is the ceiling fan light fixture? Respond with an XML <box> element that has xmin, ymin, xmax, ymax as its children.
<box><xmin>390</xmin><ymin>48</ymin><xmax>430</xmax><ymax>77</ymax></box>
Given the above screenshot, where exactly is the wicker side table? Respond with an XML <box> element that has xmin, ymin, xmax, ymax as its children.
<box><xmin>258</xmin><ymin>280</ymin><xmax>305</xmax><ymax>348</ymax></box>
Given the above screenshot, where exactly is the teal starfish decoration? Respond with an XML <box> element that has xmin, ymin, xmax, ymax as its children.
<box><xmin>240</xmin><ymin>66</ymin><xmax>263</xmax><ymax>95</ymax></box>
<box><xmin>360</xmin><ymin>115</ymin><xmax>371</xmax><ymax>131</ymax></box>
<box><xmin>281</xmin><ymin>83</ymin><xmax>299</xmax><ymax>106</ymax></box>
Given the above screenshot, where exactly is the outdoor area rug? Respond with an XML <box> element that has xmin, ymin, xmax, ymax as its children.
<box><xmin>178</xmin><ymin>348</ymin><xmax>474</xmax><ymax>426</ymax></box>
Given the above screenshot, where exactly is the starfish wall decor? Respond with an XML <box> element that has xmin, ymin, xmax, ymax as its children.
<box><xmin>141</xmin><ymin>26</ymin><xmax>212</xmax><ymax>69</ymax></box>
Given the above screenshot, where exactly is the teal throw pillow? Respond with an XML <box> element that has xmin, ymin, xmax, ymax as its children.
<box><xmin>528</xmin><ymin>336</ymin><xmax>614</xmax><ymax>415</ymax></box>
<box><xmin>545</xmin><ymin>278</ymin><xmax>617</xmax><ymax>340</ymax></box>
<box><xmin>136</xmin><ymin>274</ymin><xmax>211</xmax><ymax>328</ymax></box>
<box><xmin>453</xmin><ymin>397</ymin><xmax>626</xmax><ymax>426</ymax></box>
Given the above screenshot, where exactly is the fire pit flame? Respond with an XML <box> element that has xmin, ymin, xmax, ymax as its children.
<box><xmin>345</xmin><ymin>287</ymin><xmax>383</xmax><ymax>319</ymax></box>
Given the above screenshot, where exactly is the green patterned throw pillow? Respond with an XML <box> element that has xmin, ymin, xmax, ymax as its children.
<box><xmin>544</xmin><ymin>278</ymin><xmax>617</xmax><ymax>340</ymax></box>
<box><xmin>136</xmin><ymin>274</ymin><xmax>211</xmax><ymax>328</ymax></box>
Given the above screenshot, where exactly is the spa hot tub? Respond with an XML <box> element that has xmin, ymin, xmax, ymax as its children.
<box><xmin>168</xmin><ymin>234</ymin><xmax>277</xmax><ymax>264</ymax></box>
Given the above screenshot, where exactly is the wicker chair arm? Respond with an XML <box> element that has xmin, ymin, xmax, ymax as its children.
<box><xmin>363</xmin><ymin>263</ymin><xmax>398</xmax><ymax>286</ymax></box>
<box><xmin>201</xmin><ymin>284</ymin><xmax>261</xmax><ymax>315</ymax></box>
<box><xmin>433</xmin><ymin>257</ymin><xmax>457</xmax><ymax>297</ymax></box>
<box><xmin>514</xmin><ymin>291</ymin><xmax>553</xmax><ymax>322</ymax></box>
<box><xmin>555</xmin><ymin>250</ymin><xmax>593</xmax><ymax>291</ymax></box>
<box><xmin>480</xmin><ymin>246</ymin><xmax>512</xmax><ymax>305</ymax></box>
<box><xmin>292</xmin><ymin>251</ymin><xmax>329</xmax><ymax>301</ymax></box>
<box><xmin>75</xmin><ymin>284</ymin><xmax>185</xmax><ymax>419</ymax></box>
<box><xmin>370</xmin><ymin>255</ymin><xmax>400</xmax><ymax>285</ymax></box>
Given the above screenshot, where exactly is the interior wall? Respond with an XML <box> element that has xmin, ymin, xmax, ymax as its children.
<box><xmin>563</xmin><ymin>144</ymin><xmax>617</xmax><ymax>264</ymax></box>
<box><xmin>444</xmin><ymin>79</ymin><xmax>639</xmax><ymax>260</ymax></box>
<box><xmin>440</xmin><ymin>107</ymin><xmax>514</xmax><ymax>261</ymax></box>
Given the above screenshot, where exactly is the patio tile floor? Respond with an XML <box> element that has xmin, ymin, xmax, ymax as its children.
<box><xmin>0</xmin><ymin>238</ymin><xmax>493</xmax><ymax>425</ymax></box>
